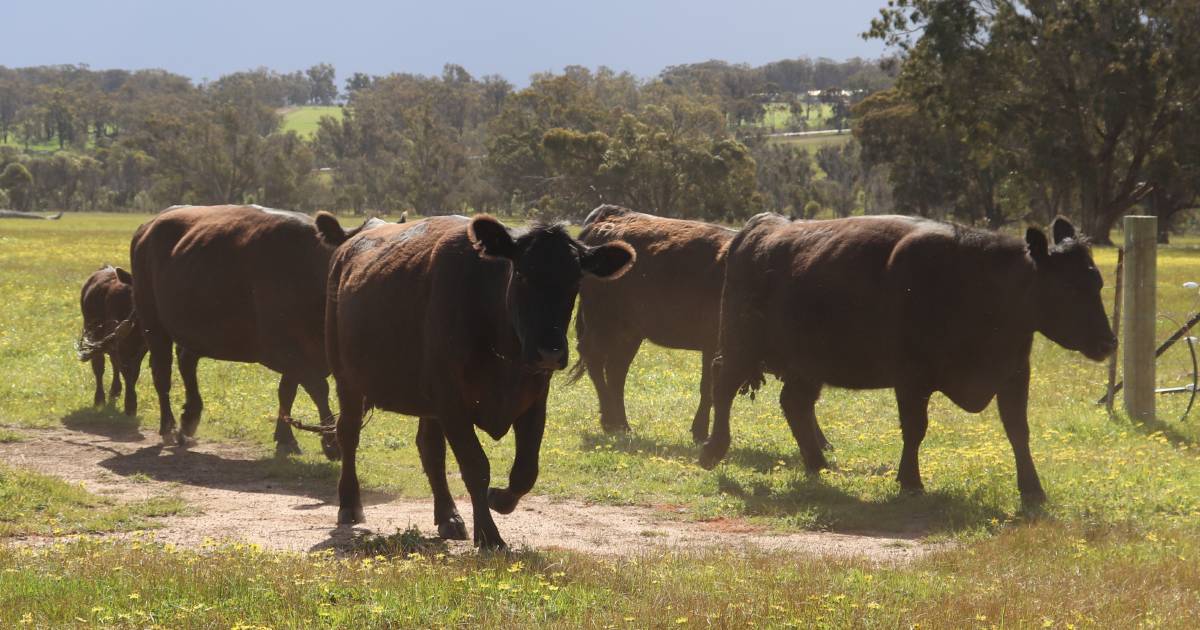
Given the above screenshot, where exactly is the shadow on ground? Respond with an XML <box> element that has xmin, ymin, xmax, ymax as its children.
<box><xmin>580</xmin><ymin>430</ymin><xmax>794</xmax><ymax>473</ymax></box>
<box><xmin>90</xmin><ymin>441</ymin><xmax>395</xmax><ymax>507</ymax></box>
<box><xmin>581</xmin><ymin>429</ymin><xmax>1009</xmax><ymax>537</ymax></box>
<box><xmin>713</xmin><ymin>470</ymin><xmax>1008</xmax><ymax>537</ymax></box>
<box><xmin>61</xmin><ymin>406</ymin><xmax>145</xmax><ymax>442</ymax></box>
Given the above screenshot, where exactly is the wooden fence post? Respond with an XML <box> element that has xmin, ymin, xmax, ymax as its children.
<box><xmin>1123</xmin><ymin>216</ymin><xmax>1157</xmax><ymax>422</ymax></box>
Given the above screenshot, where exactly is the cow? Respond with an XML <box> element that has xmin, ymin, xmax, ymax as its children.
<box><xmin>77</xmin><ymin>265</ymin><xmax>146</xmax><ymax>415</ymax></box>
<box><xmin>699</xmin><ymin>214</ymin><xmax>1116</xmax><ymax>505</ymax></box>
<box><xmin>130</xmin><ymin>205</ymin><xmax>381</xmax><ymax>459</ymax></box>
<box><xmin>570</xmin><ymin>205</ymin><xmax>831</xmax><ymax>448</ymax></box>
<box><xmin>320</xmin><ymin>213</ymin><xmax>635</xmax><ymax>548</ymax></box>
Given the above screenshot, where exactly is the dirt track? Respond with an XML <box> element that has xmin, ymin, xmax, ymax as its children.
<box><xmin>0</xmin><ymin>426</ymin><xmax>937</xmax><ymax>560</ymax></box>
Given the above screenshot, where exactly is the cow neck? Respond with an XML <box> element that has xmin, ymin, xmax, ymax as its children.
<box><xmin>487</xmin><ymin>264</ymin><xmax>522</xmax><ymax>367</ymax></box>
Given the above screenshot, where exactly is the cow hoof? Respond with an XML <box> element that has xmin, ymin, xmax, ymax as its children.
<box><xmin>275</xmin><ymin>440</ymin><xmax>302</xmax><ymax>457</ymax></box>
<box><xmin>899</xmin><ymin>482</ymin><xmax>925</xmax><ymax>495</ymax></box>
<box><xmin>487</xmin><ymin>488</ymin><xmax>520</xmax><ymax>515</ymax></box>
<box><xmin>337</xmin><ymin>506</ymin><xmax>366</xmax><ymax>525</ymax></box>
<box><xmin>691</xmin><ymin>430</ymin><xmax>709</xmax><ymax>445</ymax></box>
<box><xmin>438</xmin><ymin>516</ymin><xmax>469</xmax><ymax>540</ymax></box>
<box><xmin>600</xmin><ymin>422</ymin><xmax>630</xmax><ymax>435</ymax></box>
<box><xmin>320</xmin><ymin>437</ymin><xmax>342</xmax><ymax>461</ymax></box>
<box><xmin>1020</xmin><ymin>489</ymin><xmax>1047</xmax><ymax>508</ymax></box>
<box><xmin>475</xmin><ymin>535</ymin><xmax>508</xmax><ymax>551</ymax></box>
<box><xmin>160</xmin><ymin>432</ymin><xmax>176</xmax><ymax>446</ymax></box>
<box><xmin>175</xmin><ymin>433</ymin><xmax>198</xmax><ymax>449</ymax></box>
<box><xmin>698</xmin><ymin>441</ymin><xmax>728</xmax><ymax>470</ymax></box>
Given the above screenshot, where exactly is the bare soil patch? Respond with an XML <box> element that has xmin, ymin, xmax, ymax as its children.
<box><xmin>0</xmin><ymin>426</ymin><xmax>938</xmax><ymax>560</ymax></box>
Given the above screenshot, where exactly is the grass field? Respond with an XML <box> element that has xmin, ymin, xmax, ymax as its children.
<box><xmin>2</xmin><ymin>213</ymin><xmax>1200</xmax><ymax>626</ymax></box>
<box><xmin>279</xmin><ymin>106</ymin><xmax>344</xmax><ymax>138</ymax></box>
<box><xmin>768</xmin><ymin>131</ymin><xmax>853</xmax><ymax>151</ymax></box>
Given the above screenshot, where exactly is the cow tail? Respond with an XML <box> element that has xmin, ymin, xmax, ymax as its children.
<box><xmin>564</xmin><ymin>306</ymin><xmax>589</xmax><ymax>385</ymax></box>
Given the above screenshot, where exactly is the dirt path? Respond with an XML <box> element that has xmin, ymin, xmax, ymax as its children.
<box><xmin>0</xmin><ymin>426</ymin><xmax>936</xmax><ymax>560</ymax></box>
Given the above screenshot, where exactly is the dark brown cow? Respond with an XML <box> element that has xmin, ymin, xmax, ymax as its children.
<box><xmin>77</xmin><ymin>265</ymin><xmax>146</xmax><ymax>415</ymax></box>
<box><xmin>130</xmin><ymin>205</ymin><xmax>379</xmax><ymax>458</ymax></box>
<box><xmin>571</xmin><ymin>205</ymin><xmax>732</xmax><ymax>442</ymax></box>
<box><xmin>321</xmin><ymin>214</ymin><xmax>634</xmax><ymax>548</ymax></box>
<box><xmin>700</xmin><ymin>214</ymin><xmax>1116</xmax><ymax>505</ymax></box>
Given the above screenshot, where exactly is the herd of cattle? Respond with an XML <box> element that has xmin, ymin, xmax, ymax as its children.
<box><xmin>77</xmin><ymin>204</ymin><xmax>1116</xmax><ymax>548</ymax></box>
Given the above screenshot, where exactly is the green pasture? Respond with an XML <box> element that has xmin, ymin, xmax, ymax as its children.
<box><xmin>279</xmin><ymin>106</ymin><xmax>344</xmax><ymax>138</ymax></box>
<box><xmin>2</xmin><ymin>213</ymin><xmax>1200</xmax><ymax>626</ymax></box>
<box><xmin>755</xmin><ymin>102</ymin><xmax>836</xmax><ymax>132</ymax></box>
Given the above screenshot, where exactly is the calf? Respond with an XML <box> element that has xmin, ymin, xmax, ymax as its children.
<box><xmin>77</xmin><ymin>265</ymin><xmax>145</xmax><ymax>415</ymax></box>
<box><xmin>700</xmin><ymin>214</ymin><xmax>1115</xmax><ymax>504</ymax></box>
<box><xmin>322</xmin><ymin>214</ymin><xmax>634</xmax><ymax>548</ymax></box>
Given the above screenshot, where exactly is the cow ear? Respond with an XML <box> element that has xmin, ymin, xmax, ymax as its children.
<box><xmin>468</xmin><ymin>215</ymin><xmax>517</xmax><ymax>260</ymax></box>
<box><xmin>581</xmin><ymin>241</ymin><xmax>635</xmax><ymax>280</ymax></box>
<box><xmin>1051</xmin><ymin>216</ymin><xmax>1076</xmax><ymax>244</ymax></box>
<box><xmin>315</xmin><ymin>211</ymin><xmax>348</xmax><ymax>246</ymax></box>
<box><xmin>113</xmin><ymin>267</ymin><xmax>133</xmax><ymax>284</ymax></box>
<box><xmin>1026</xmin><ymin>227</ymin><xmax>1049</xmax><ymax>263</ymax></box>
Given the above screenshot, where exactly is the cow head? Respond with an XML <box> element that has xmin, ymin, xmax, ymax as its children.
<box><xmin>469</xmin><ymin>215</ymin><xmax>635</xmax><ymax>372</ymax></box>
<box><xmin>1027</xmin><ymin>217</ymin><xmax>1117</xmax><ymax>361</ymax></box>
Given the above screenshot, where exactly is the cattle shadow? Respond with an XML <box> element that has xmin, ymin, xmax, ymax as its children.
<box><xmin>580</xmin><ymin>430</ymin><xmax>1009</xmax><ymax>536</ymax></box>
<box><xmin>94</xmin><ymin>444</ymin><xmax>395</xmax><ymax>506</ymax></box>
<box><xmin>580</xmin><ymin>430</ymin><xmax>786</xmax><ymax>473</ymax></box>
<box><xmin>713</xmin><ymin>470</ymin><xmax>1008</xmax><ymax>537</ymax></box>
<box><xmin>61</xmin><ymin>406</ymin><xmax>146</xmax><ymax>442</ymax></box>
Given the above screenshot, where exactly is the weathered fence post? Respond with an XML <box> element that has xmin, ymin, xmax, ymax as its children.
<box><xmin>1123</xmin><ymin>216</ymin><xmax>1157</xmax><ymax>421</ymax></box>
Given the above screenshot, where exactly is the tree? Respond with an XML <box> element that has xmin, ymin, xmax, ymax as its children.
<box><xmin>0</xmin><ymin>162</ymin><xmax>34</xmax><ymax>210</ymax></box>
<box><xmin>815</xmin><ymin>141</ymin><xmax>861</xmax><ymax>217</ymax></box>
<box><xmin>869</xmin><ymin>0</ymin><xmax>1200</xmax><ymax>243</ymax></box>
<box><xmin>307</xmin><ymin>64</ymin><xmax>338</xmax><ymax>105</ymax></box>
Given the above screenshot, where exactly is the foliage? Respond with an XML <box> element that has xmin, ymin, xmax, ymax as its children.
<box><xmin>866</xmin><ymin>0</ymin><xmax>1200</xmax><ymax>242</ymax></box>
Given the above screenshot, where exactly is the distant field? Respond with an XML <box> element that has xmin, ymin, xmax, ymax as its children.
<box><xmin>755</xmin><ymin>102</ymin><xmax>835</xmax><ymax>132</ymax></box>
<box><xmin>279</xmin><ymin>105</ymin><xmax>344</xmax><ymax>138</ymax></box>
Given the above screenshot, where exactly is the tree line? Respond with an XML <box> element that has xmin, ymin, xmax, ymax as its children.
<box><xmin>3</xmin><ymin>2</ymin><xmax>1199</xmax><ymax>244</ymax></box>
<box><xmin>0</xmin><ymin>57</ymin><xmax>887</xmax><ymax>224</ymax></box>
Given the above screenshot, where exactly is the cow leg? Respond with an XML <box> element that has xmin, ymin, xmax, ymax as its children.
<box><xmin>441</xmin><ymin>417</ymin><xmax>504</xmax><ymax>549</ymax></box>
<box><xmin>700</xmin><ymin>352</ymin><xmax>747</xmax><ymax>469</ymax></box>
<box><xmin>146</xmin><ymin>332</ymin><xmax>176</xmax><ymax>442</ymax></box>
<box><xmin>489</xmin><ymin>394</ymin><xmax>546</xmax><ymax>515</ymax></box>
<box><xmin>416</xmin><ymin>418</ymin><xmax>467</xmax><ymax>540</ymax></box>
<box><xmin>90</xmin><ymin>354</ymin><xmax>106</xmax><ymax>407</ymax></box>
<box><xmin>108</xmin><ymin>354</ymin><xmax>123</xmax><ymax>402</ymax></box>
<box><xmin>894</xmin><ymin>386</ymin><xmax>931</xmax><ymax>493</ymax></box>
<box><xmin>334</xmin><ymin>382</ymin><xmax>367</xmax><ymax>525</ymax></box>
<box><xmin>780</xmin><ymin>379</ymin><xmax>828</xmax><ymax>472</ymax></box>
<box><xmin>119</xmin><ymin>347</ymin><xmax>144</xmax><ymax>417</ymax></box>
<box><xmin>274</xmin><ymin>375</ymin><xmax>303</xmax><ymax>456</ymax></box>
<box><xmin>601</xmin><ymin>337</ymin><xmax>640</xmax><ymax>433</ymax></box>
<box><xmin>581</xmin><ymin>342</ymin><xmax>612</xmax><ymax>430</ymax></box>
<box><xmin>301</xmin><ymin>376</ymin><xmax>341</xmax><ymax>461</ymax></box>
<box><xmin>997</xmin><ymin>362</ymin><xmax>1046</xmax><ymax>506</ymax></box>
<box><xmin>175</xmin><ymin>346</ymin><xmax>203</xmax><ymax>447</ymax></box>
<box><xmin>691</xmin><ymin>350</ymin><xmax>715</xmax><ymax>444</ymax></box>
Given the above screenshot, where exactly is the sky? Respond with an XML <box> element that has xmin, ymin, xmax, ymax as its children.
<box><xmin>1</xmin><ymin>1</ymin><xmax>889</xmax><ymax>84</ymax></box>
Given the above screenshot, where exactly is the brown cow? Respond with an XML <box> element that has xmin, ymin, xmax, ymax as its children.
<box><xmin>77</xmin><ymin>265</ymin><xmax>146</xmax><ymax>415</ymax></box>
<box><xmin>700</xmin><ymin>214</ymin><xmax>1116</xmax><ymax>505</ymax></box>
<box><xmin>130</xmin><ymin>205</ymin><xmax>380</xmax><ymax>458</ymax></box>
<box><xmin>571</xmin><ymin>205</ymin><xmax>824</xmax><ymax>445</ymax></box>
<box><xmin>321</xmin><ymin>214</ymin><xmax>635</xmax><ymax>548</ymax></box>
